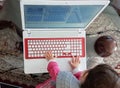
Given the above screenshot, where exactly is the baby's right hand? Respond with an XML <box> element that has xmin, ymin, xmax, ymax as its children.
<box><xmin>69</xmin><ymin>56</ymin><xmax>80</xmax><ymax>69</ymax></box>
<box><xmin>45</xmin><ymin>51</ymin><xmax>54</xmax><ymax>61</ymax></box>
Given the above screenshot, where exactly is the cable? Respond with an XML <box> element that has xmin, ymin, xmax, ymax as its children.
<box><xmin>86</xmin><ymin>29</ymin><xmax>120</xmax><ymax>37</ymax></box>
<box><xmin>0</xmin><ymin>67</ymin><xmax>23</xmax><ymax>74</ymax></box>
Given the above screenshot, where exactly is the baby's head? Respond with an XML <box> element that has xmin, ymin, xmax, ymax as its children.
<box><xmin>81</xmin><ymin>64</ymin><xmax>120</xmax><ymax>88</ymax></box>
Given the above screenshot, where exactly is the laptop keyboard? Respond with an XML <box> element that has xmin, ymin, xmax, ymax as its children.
<box><xmin>24</xmin><ymin>38</ymin><xmax>85</xmax><ymax>59</ymax></box>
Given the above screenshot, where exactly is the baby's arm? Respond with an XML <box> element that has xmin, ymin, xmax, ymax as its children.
<box><xmin>45</xmin><ymin>51</ymin><xmax>60</xmax><ymax>80</ymax></box>
<box><xmin>69</xmin><ymin>56</ymin><xmax>82</xmax><ymax>80</ymax></box>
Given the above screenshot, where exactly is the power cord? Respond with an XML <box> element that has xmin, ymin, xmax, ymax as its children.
<box><xmin>86</xmin><ymin>29</ymin><xmax>120</xmax><ymax>37</ymax></box>
<box><xmin>0</xmin><ymin>67</ymin><xmax>23</xmax><ymax>74</ymax></box>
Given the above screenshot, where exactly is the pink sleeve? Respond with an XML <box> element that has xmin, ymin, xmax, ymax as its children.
<box><xmin>47</xmin><ymin>61</ymin><xmax>60</xmax><ymax>80</ymax></box>
<box><xmin>74</xmin><ymin>71</ymin><xmax>82</xmax><ymax>80</ymax></box>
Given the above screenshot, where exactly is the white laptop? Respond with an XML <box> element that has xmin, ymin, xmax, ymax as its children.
<box><xmin>20</xmin><ymin>0</ymin><xmax>110</xmax><ymax>74</ymax></box>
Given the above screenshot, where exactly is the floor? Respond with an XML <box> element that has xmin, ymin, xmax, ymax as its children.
<box><xmin>86</xmin><ymin>6</ymin><xmax>120</xmax><ymax>68</ymax></box>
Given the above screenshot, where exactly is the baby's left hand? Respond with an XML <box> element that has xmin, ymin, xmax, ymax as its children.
<box><xmin>45</xmin><ymin>51</ymin><xmax>55</xmax><ymax>61</ymax></box>
<box><xmin>69</xmin><ymin>56</ymin><xmax>80</xmax><ymax>69</ymax></box>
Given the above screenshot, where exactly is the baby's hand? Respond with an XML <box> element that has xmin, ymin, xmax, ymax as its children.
<box><xmin>69</xmin><ymin>56</ymin><xmax>80</xmax><ymax>69</ymax></box>
<box><xmin>45</xmin><ymin>51</ymin><xmax>55</xmax><ymax>61</ymax></box>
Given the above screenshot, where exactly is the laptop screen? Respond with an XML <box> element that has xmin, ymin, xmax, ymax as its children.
<box><xmin>24</xmin><ymin>5</ymin><xmax>103</xmax><ymax>28</ymax></box>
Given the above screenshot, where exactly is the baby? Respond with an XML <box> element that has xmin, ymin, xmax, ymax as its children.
<box><xmin>36</xmin><ymin>51</ymin><xmax>120</xmax><ymax>88</ymax></box>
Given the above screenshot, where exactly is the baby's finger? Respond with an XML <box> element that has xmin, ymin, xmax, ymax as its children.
<box><xmin>75</xmin><ymin>57</ymin><xmax>78</xmax><ymax>62</ymax></box>
<box><xmin>45</xmin><ymin>52</ymin><xmax>48</xmax><ymax>58</ymax></box>
<box><xmin>72</xmin><ymin>57</ymin><xmax>76</xmax><ymax>63</ymax></box>
<box><xmin>47</xmin><ymin>51</ymin><xmax>52</xmax><ymax>57</ymax></box>
<box><xmin>77</xmin><ymin>56</ymin><xmax>80</xmax><ymax>59</ymax></box>
<box><xmin>77</xmin><ymin>58</ymin><xmax>80</xmax><ymax>63</ymax></box>
<box><xmin>72</xmin><ymin>55</ymin><xmax>75</xmax><ymax>59</ymax></box>
<box><xmin>45</xmin><ymin>51</ymin><xmax>51</xmax><ymax>59</ymax></box>
<box><xmin>69</xmin><ymin>60</ymin><xmax>73</xmax><ymax>66</ymax></box>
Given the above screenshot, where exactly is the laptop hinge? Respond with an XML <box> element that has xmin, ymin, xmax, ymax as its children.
<box><xmin>27</xmin><ymin>30</ymin><xmax>31</xmax><ymax>37</ymax></box>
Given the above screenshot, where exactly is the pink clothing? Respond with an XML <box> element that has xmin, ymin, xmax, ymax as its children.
<box><xmin>47</xmin><ymin>61</ymin><xmax>82</xmax><ymax>80</ymax></box>
<box><xmin>47</xmin><ymin>61</ymin><xmax>60</xmax><ymax>80</ymax></box>
<box><xmin>36</xmin><ymin>61</ymin><xmax>82</xmax><ymax>88</ymax></box>
<box><xmin>36</xmin><ymin>78</ymin><xmax>54</xmax><ymax>88</ymax></box>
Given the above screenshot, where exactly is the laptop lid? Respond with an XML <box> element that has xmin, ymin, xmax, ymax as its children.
<box><xmin>20</xmin><ymin>0</ymin><xmax>110</xmax><ymax>31</ymax></box>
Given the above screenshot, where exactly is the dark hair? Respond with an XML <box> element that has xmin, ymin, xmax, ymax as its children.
<box><xmin>81</xmin><ymin>64</ymin><xmax>120</xmax><ymax>88</ymax></box>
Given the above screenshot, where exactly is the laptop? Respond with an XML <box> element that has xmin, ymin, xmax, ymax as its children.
<box><xmin>20</xmin><ymin>0</ymin><xmax>110</xmax><ymax>74</ymax></box>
